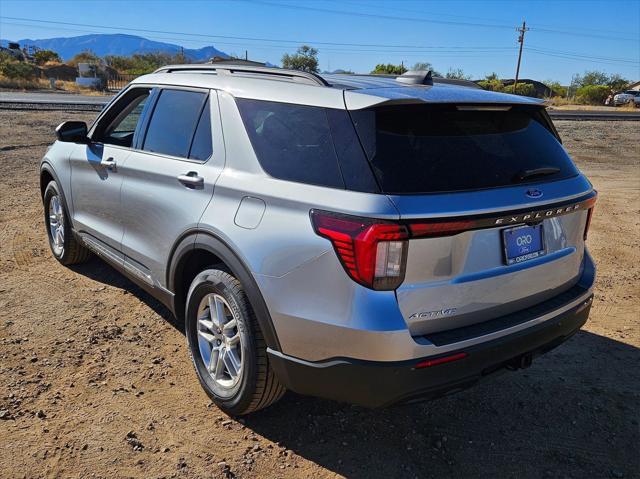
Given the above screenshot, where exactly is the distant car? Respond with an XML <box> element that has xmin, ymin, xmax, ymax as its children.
<box><xmin>613</xmin><ymin>90</ymin><xmax>640</xmax><ymax>107</ymax></box>
<box><xmin>40</xmin><ymin>65</ymin><xmax>597</xmax><ymax>415</ymax></box>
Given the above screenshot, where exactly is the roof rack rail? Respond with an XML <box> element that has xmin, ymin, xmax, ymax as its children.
<box><xmin>153</xmin><ymin>64</ymin><xmax>330</xmax><ymax>87</ymax></box>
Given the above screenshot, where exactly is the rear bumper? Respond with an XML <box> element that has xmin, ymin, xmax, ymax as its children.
<box><xmin>268</xmin><ymin>292</ymin><xmax>593</xmax><ymax>408</ymax></box>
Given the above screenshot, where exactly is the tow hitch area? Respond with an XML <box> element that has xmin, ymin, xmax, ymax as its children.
<box><xmin>507</xmin><ymin>353</ymin><xmax>534</xmax><ymax>370</ymax></box>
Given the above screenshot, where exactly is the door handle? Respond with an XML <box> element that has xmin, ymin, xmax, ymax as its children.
<box><xmin>178</xmin><ymin>171</ymin><xmax>204</xmax><ymax>189</ymax></box>
<box><xmin>101</xmin><ymin>157</ymin><xmax>117</xmax><ymax>171</ymax></box>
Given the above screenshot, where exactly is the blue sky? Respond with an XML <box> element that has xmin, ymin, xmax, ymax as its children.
<box><xmin>0</xmin><ymin>0</ymin><xmax>638</xmax><ymax>83</ymax></box>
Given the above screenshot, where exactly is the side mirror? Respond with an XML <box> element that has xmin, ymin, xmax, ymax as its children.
<box><xmin>55</xmin><ymin>121</ymin><xmax>89</xmax><ymax>143</ymax></box>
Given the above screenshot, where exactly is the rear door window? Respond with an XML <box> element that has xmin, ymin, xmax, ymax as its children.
<box><xmin>143</xmin><ymin>89</ymin><xmax>208</xmax><ymax>158</ymax></box>
<box><xmin>351</xmin><ymin>104</ymin><xmax>578</xmax><ymax>194</ymax></box>
<box><xmin>236</xmin><ymin>99</ymin><xmax>345</xmax><ymax>188</ymax></box>
<box><xmin>188</xmin><ymin>98</ymin><xmax>213</xmax><ymax>161</ymax></box>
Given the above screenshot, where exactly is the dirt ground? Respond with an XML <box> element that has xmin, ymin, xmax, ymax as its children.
<box><xmin>0</xmin><ymin>111</ymin><xmax>638</xmax><ymax>479</ymax></box>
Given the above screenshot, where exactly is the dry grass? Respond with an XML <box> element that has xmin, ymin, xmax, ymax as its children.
<box><xmin>54</xmin><ymin>80</ymin><xmax>110</xmax><ymax>96</ymax></box>
<box><xmin>0</xmin><ymin>75</ymin><xmax>108</xmax><ymax>95</ymax></box>
<box><xmin>0</xmin><ymin>75</ymin><xmax>50</xmax><ymax>90</ymax></box>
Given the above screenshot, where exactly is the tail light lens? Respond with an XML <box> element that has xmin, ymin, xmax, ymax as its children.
<box><xmin>583</xmin><ymin>207</ymin><xmax>595</xmax><ymax>240</ymax></box>
<box><xmin>582</xmin><ymin>194</ymin><xmax>597</xmax><ymax>241</ymax></box>
<box><xmin>310</xmin><ymin>210</ymin><xmax>409</xmax><ymax>290</ymax></box>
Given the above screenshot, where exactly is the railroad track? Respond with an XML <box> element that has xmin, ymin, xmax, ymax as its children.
<box><xmin>0</xmin><ymin>100</ymin><xmax>106</xmax><ymax>112</ymax></box>
<box><xmin>1</xmin><ymin>98</ymin><xmax>639</xmax><ymax>120</ymax></box>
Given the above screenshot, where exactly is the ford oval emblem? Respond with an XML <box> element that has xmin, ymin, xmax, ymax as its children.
<box><xmin>526</xmin><ymin>188</ymin><xmax>543</xmax><ymax>199</ymax></box>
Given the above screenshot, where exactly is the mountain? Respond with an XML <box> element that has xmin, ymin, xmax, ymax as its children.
<box><xmin>1</xmin><ymin>34</ymin><xmax>230</xmax><ymax>62</ymax></box>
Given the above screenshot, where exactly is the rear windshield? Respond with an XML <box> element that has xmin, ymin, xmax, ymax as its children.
<box><xmin>350</xmin><ymin>104</ymin><xmax>578</xmax><ymax>194</ymax></box>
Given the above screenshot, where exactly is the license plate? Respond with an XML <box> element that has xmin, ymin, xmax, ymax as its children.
<box><xmin>502</xmin><ymin>224</ymin><xmax>545</xmax><ymax>265</ymax></box>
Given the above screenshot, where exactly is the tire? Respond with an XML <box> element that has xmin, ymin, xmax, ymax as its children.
<box><xmin>185</xmin><ymin>269</ymin><xmax>285</xmax><ymax>416</ymax></box>
<box><xmin>43</xmin><ymin>180</ymin><xmax>90</xmax><ymax>265</ymax></box>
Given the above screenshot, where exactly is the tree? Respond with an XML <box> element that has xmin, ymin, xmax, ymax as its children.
<box><xmin>485</xmin><ymin>72</ymin><xmax>499</xmax><ymax>81</ymax></box>
<box><xmin>575</xmin><ymin>70</ymin><xmax>609</xmax><ymax>87</ymax></box>
<box><xmin>371</xmin><ymin>63</ymin><xmax>407</xmax><ymax>75</ymax></box>
<box><xmin>34</xmin><ymin>49</ymin><xmax>61</xmax><ymax>65</ymax></box>
<box><xmin>607</xmin><ymin>73</ymin><xmax>629</xmax><ymax>92</ymax></box>
<box><xmin>409</xmin><ymin>62</ymin><xmax>442</xmax><ymax>77</ymax></box>
<box><xmin>281</xmin><ymin>45</ymin><xmax>319</xmax><ymax>73</ymax></box>
<box><xmin>67</xmin><ymin>50</ymin><xmax>101</xmax><ymax>67</ymax></box>
<box><xmin>445</xmin><ymin>68</ymin><xmax>471</xmax><ymax>80</ymax></box>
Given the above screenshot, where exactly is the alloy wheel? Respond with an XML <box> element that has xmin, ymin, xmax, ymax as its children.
<box><xmin>196</xmin><ymin>293</ymin><xmax>243</xmax><ymax>390</ymax></box>
<box><xmin>48</xmin><ymin>195</ymin><xmax>64</xmax><ymax>256</ymax></box>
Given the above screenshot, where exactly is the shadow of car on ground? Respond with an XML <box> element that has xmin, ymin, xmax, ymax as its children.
<box><xmin>71</xmin><ymin>257</ymin><xmax>640</xmax><ymax>479</ymax></box>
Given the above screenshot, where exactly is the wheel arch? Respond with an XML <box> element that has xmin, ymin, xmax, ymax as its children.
<box><xmin>168</xmin><ymin>230</ymin><xmax>282</xmax><ymax>352</ymax></box>
<box><xmin>40</xmin><ymin>162</ymin><xmax>74</xmax><ymax>227</ymax></box>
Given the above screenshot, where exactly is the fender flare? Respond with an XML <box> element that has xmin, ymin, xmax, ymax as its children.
<box><xmin>40</xmin><ymin>162</ymin><xmax>75</xmax><ymax>230</ymax></box>
<box><xmin>168</xmin><ymin>230</ymin><xmax>282</xmax><ymax>352</ymax></box>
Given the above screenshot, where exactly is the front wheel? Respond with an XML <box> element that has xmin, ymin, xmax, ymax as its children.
<box><xmin>185</xmin><ymin>269</ymin><xmax>285</xmax><ymax>415</ymax></box>
<box><xmin>43</xmin><ymin>181</ymin><xmax>90</xmax><ymax>265</ymax></box>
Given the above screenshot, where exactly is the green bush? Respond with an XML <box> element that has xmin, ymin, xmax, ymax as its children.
<box><xmin>544</xmin><ymin>80</ymin><xmax>567</xmax><ymax>98</ymax></box>
<box><xmin>371</xmin><ymin>63</ymin><xmax>407</xmax><ymax>75</ymax></box>
<box><xmin>511</xmin><ymin>83</ymin><xmax>536</xmax><ymax>97</ymax></box>
<box><xmin>477</xmin><ymin>79</ymin><xmax>503</xmax><ymax>91</ymax></box>
<box><xmin>576</xmin><ymin>85</ymin><xmax>610</xmax><ymax>105</ymax></box>
<box><xmin>477</xmin><ymin>80</ymin><xmax>536</xmax><ymax>97</ymax></box>
<box><xmin>0</xmin><ymin>61</ymin><xmax>34</xmax><ymax>80</ymax></box>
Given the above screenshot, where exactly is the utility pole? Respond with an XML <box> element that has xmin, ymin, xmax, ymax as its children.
<box><xmin>245</xmin><ymin>50</ymin><xmax>248</xmax><ymax>61</ymax></box>
<box><xmin>513</xmin><ymin>20</ymin><xmax>529</xmax><ymax>93</ymax></box>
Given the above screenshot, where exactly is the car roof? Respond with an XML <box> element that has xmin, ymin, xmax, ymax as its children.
<box><xmin>132</xmin><ymin>64</ymin><xmax>543</xmax><ymax>110</ymax></box>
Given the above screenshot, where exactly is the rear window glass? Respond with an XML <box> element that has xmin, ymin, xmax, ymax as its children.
<box><xmin>235</xmin><ymin>99</ymin><xmax>345</xmax><ymax>189</ymax></box>
<box><xmin>143</xmin><ymin>89</ymin><xmax>207</xmax><ymax>158</ymax></box>
<box><xmin>351</xmin><ymin>104</ymin><xmax>578</xmax><ymax>194</ymax></box>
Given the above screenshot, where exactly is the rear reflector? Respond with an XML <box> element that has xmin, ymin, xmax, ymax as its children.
<box><xmin>414</xmin><ymin>352</ymin><xmax>468</xmax><ymax>369</ymax></box>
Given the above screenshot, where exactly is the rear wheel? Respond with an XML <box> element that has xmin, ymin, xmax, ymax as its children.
<box><xmin>43</xmin><ymin>181</ymin><xmax>90</xmax><ymax>265</ymax></box>
<box><xmin>185</xmin><ymin>269</ymin><xmax>285</xmax><ymax>415</ymax></box>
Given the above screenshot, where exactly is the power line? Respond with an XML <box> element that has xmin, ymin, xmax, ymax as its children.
<box><xmin>0</xmin><ymin>16</ymin><xmax>516</xmax><ymax>51</ymax></box>
<box><xmin>525</xmin><ymin>48</ymin><xmax>640</xmax><ymax>67</ymax></box>
<box><xmin>335</xmin><ymin>0</ymin><xmax>639</xmax><ymax>37</ymax></box>
<box><xmin>1</xmin><ymin>16</ymin><xmax>637</xmax><ymax>68</ymax></box>
<box><xmin>0</xmin><ymin>15</ymin><xmax>513</xmax><ymax>49</ymax></box>
<box><xmin>0</xmin><ymin>20</ymin><xmax>517</xmax><ymax>56</ymax></box>
<box><xmin>5</xmin><ymin>15</ymin><xmax>636</xmax><ymax>61</ymax></box>
<box><xmin>243</xmin><ymin>0</ymin><xmax>517</xmax><ymax>30</ymax></box>
<box><xmin>242</xmin><ymin>0</ymin><xmax>637</xmax><ymax>41</ymax></box>
<box><xmin>527</xmin><ymin>45</ymin><xmax>640</xmax><ymax>64</ymax></box>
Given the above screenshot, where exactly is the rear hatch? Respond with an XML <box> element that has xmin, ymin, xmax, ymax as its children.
<box><xmin>349</xmin><ymin>102</ymin><xmax>595</xmax><ymax>336</ymax></box>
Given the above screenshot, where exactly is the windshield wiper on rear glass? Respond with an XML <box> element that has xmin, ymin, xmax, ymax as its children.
<box><xmin>512</xmin><ymin>167</ymin><xmax>561</xmax><ymax>183</ymax></box>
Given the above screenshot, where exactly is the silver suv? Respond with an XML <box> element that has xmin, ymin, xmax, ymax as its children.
<box><xmin>41</xmin><ymin>66</ymin><xmax>596</xmax><ymax>415</ymax></box>
<box><xmin>613</xmin><ymin>90</ymin><xmax>640</xmax><ymax>107</ymax></box>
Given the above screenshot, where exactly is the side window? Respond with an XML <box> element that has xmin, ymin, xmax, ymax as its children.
<box><xmin>143</xmin><ymin>89</ymin><xmax>207</xmax><ymax>158</ymax></box>
<box><xmin>188</xmin><ymin>98</ymin><xmax>213</xmax><ymax>161</ymax></box>
<box><xmin>95</xmin><ymin>88</ymin><xmax>150</xmax><ymax>147</ymax></box>
<box><xmin>235</xmin><ymin>98</ymin><xmax>344</xmax><ymax>188</ymax></box>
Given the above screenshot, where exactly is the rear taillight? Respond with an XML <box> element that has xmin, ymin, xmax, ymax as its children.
<box><xmin>408</xmin><ymin>219</ymin><xmax>475</xmax><ymax>238</ymax></box>
<box><xmin>310</xmin><ymin>210</ymin><xmax>409</xmax><ymax>290</ymax></box>
<box><xmin>583</xmin><ymin>207</ymin><xmax>595</xmax><ymax>241</ymax></box>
